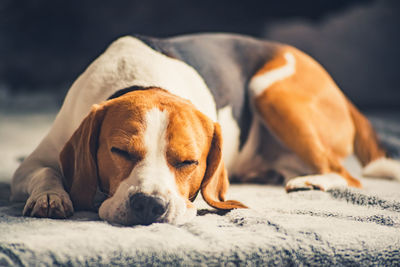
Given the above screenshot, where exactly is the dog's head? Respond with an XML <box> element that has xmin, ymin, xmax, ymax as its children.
<box><xmin>59</xmin><ymin>88</ymin><xmax>246</xmax><ymax>225</ymax></box>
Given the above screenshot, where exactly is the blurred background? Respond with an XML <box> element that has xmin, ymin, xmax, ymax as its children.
<box><xmin>0</xmin><ymin>0</ymin><xmax>399</xmax><ymax>109</ymax></box>
<box><xmin>0</xmin><ymin>0</ymin><xmax>399</xmax><ymax>181</ymax></box>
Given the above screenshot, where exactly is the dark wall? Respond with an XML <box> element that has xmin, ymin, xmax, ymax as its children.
<box><xmin>1</xmin><ymin>0</ymin><xmax>398</xmax><ymax>108</ymax></box>
<box><xmin>264</xmin><ymin>0</ymin><xmax>400</xmax><ymax>109</ymax></box>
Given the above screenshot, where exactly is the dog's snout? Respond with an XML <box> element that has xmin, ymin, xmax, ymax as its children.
<box><xmin>129</xmin><ymin>193</ymin><xmax>167</xmax><ymax>225</ymax></box>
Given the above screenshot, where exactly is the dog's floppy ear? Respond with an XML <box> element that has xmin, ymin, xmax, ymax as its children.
<box><xmin>201</xmin><ymin>123</ymin><xmax>247</xmax><ymax>210</ymax></box>
<box><xmin>59</xmin><ymin>104</ymin><xmax>106</xmax><ymax>211</ymax></box>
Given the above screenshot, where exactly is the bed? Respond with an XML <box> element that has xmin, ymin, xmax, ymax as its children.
<box><xmin>1</xmin><ymin>110</ymin><xmax>399</xmax><ymax>266</ymax></box>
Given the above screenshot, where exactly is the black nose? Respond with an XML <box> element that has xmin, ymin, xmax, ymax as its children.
<box><xmin>129</xmin><ymin>193</ymin><xmax>167</xmax><ymax>225</ymax></box>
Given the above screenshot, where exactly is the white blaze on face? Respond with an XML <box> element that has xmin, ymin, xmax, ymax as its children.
<box><xmin>217</xmin><ymin>105</ymin><xmax>240</xmax><ymax>172</ymax></box>
<box><xmin>131</xmin><ymin>108</ymin><xmax>176</xmax><ymax>195</ymax></box>
<box><xmin>249</xmin><ymin>52</ymin><xmax>296</xmax><ymax>97</ymax></box>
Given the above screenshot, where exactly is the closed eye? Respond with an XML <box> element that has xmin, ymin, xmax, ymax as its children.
<box><xmin>111</xmin><ymin>147</ymin><xmax>134</xmax><ymax>161</ymax></box>
<box><xmin>174</xmin><ymin>160</ymin><xmax>199</xmax><ymax>169</ymax></box>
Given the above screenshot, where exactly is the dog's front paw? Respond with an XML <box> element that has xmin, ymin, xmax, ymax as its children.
<box><xmin>23</xmin><ymin>191</ymin><xmax>74</xmax><ymax>219</ymax></box>
<box><xmin>285</xmin><ymin>173</ymin><xmax>348</xmax><ymax>193</ymax></box>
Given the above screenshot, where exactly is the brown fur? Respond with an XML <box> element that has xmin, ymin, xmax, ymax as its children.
<box><xmin>253</xmin><ymin>46</ymin><xmax>385</xmax><ymax>189</ymax></box>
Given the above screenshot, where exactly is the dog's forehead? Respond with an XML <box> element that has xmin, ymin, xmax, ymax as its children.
<box><xmin>101</xmin><ymin>90</ymin><xmax>213</xmax><ymax>155</ymax></box>
<box><xmin>105</xmin><ymin>90</ymin><xmax>212</xmax><ymax>133</ymax></box>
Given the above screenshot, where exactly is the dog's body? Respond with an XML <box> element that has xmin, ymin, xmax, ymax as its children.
<box><xmin>11</xmin><ymin>33</ymin><xmax>400</xmax><ymax>225</ymax></box>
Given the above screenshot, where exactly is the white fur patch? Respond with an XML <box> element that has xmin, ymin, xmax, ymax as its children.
<box><xmin>362</xmin><ymin>157</ymin><xmax>400</xmax><ymax>181</ymax></box>
<box><xmin>217</xmin><ymin>106</ymin><xmax>240</xmax><ymax>172</ymax></box>
<box><xmin>286</xmin><ymin>173</ymin><xmax>348</xmax><ymax>192</ymax></box>
<box><xmin>135</xmin><ymin>108</ymin><xmax>176</xmax><ymax>194</ymax></box>
<box><xmin>230</xmin><ymin>118</ymin><xmax>262</xmax><ymax>178</ymax></box>
<box><xmin>249</xmin><ymin>52</ymin><xmax>296</xmax><ymax>97</ymax></box>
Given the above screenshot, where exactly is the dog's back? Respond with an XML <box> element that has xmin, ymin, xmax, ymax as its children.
<box><xmin>136</xmin><ymin>33</ymin><xmax>281</xmax><ymax>142</ymax></box>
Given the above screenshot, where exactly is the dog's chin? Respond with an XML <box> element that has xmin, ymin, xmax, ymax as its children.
<box><xmin>98</xmin><ymin>195</ymin><xmax>196</xmax><ymax>226</ymax></box>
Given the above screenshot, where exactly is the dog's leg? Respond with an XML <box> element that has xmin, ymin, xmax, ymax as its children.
<box><xmin>10</xmin><ymin>93</ymin><xmax>84</xmax><ymax>218</ymax></box>
<box><xmin>21</xmin><ymin>167</ymin><xmax>73</xmax><ymax>218</ymax></box>
<box><xmin>10</xmin><ymin>92</ymin><xmax>85</xmax><ymax>218</ymax></box>
<box><xmin>254</xmin><ymin>97</ymin><xmax>361</xmax><ymax>191</ymax></box>
<box><xmin>249</xmin><ymin>46</ymin><xmax>363</xmax><ymax>191</ymax></box>
<box><xmin>11</xmin><ymin>149</ymin><xmax>74</xmax><ymax>218</ymax></box>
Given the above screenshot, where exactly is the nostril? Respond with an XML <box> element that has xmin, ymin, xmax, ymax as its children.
<box><xmin>152</xmin><ymin>202</ymin><xmax>165</xmax><ymax>216</ymax></box>
<box><xmin>129</xmin><ymin>193</ymin><xmax>167</xmax><ymax>224</ymax></box>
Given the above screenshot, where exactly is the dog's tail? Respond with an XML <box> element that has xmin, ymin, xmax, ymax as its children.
<box><xmin>347</xmin><ymin>99</ymin><xmax>400</xmax><ymax>181</ymax></box>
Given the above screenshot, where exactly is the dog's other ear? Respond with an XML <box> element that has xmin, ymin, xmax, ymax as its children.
<box><xmin>201</xmin><ymin>123</ymin><xmax>247</xmax><ymax>210</ymax></box>
<box><xmin>59</xmin><ymin>104</ymin><xmax>107</xmax><ymax>211</ymax></box>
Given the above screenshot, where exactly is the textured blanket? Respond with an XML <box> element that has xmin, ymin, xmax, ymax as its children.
<box><xmin>1</xmin><ymin>111</ymin><xmax>400</xmax><ymax>266</ymax></box>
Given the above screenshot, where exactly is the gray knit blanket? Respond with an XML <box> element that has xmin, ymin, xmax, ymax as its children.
<box><xmin>1</xmin><ymin>112</ymin><xmax>400</xmax><ymax>266</ymax></box>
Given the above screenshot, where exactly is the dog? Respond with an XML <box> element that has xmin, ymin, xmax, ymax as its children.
<box><xmin>11</xmin><ymin>33</ymin><xmax>400</xmax><ymax>226</ymax></box>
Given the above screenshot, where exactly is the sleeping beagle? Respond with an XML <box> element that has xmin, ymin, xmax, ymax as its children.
<box><xmin>11</xmin><ymin>33</ymin><xmax>400</xmax><ymax>226</ymax></box>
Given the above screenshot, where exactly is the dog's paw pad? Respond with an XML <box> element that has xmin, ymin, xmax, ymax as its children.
<box><xmin>285</xmin><ymin>173</ymin><xmax>348</xmax><ymax>193</ymax></box>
